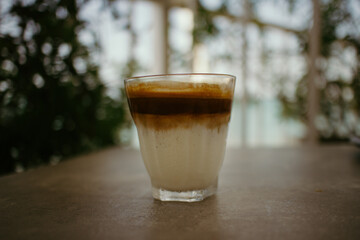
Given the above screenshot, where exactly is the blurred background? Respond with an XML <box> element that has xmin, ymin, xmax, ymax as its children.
<box><xmin>0</xmin><ymin>0</ymin><xmax>359</xmax><ymax>175</ymax></box>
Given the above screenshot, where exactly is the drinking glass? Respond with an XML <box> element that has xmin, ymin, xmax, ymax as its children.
<box><xmin>125</xmin><ymin>73</ymin><xmax>235</xmax><ymax>202</ymax></box>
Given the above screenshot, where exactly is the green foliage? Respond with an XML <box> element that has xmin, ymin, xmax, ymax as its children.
<box><xmin>193</xmin><ymin>1</ymin><xmax>221</xmax><ymax>45</ymax></box>
<box><xmin>297</xmin><ymin>0</ymin><xmax>352</xmax><ymax>58</ymax></box>
<box><xmin>279</xmin><ymin>0</ymin><xmax>360</xmax><ymax>141</ymax></box>
<box><xmin>278</xmin><ymin>75</ymin><xmax>308</xmax><ymax>122</ymax></box>
<box><xmin>0</xmin><ymin>0</ymin><xmax>127</xmax><ymax>175</ymax></box>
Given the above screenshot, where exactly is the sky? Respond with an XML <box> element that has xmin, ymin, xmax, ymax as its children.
<box><xmin>77</xmin><ymin>0</ymin><xmax>311</xmax><ymax>99</ymax></box>
<box><xmin>1</xmin><ymin>0</ymin><xmax>359</xmax><ymax>96</ymax></box>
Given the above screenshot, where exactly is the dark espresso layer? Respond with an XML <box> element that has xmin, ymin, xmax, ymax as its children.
<box><xmin>128</xmin><ymin>97</ymin><xmax>232</xmax><ymax>115</ymax></box>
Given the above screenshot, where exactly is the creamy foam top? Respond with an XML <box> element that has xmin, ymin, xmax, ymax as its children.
<box><xmin>125</xmin><ymin>80</ymin><xmax>233</xmax><ymax>99</ymax></box>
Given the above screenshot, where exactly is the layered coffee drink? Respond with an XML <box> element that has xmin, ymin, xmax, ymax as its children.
<box><xmin>125</xmin><ymin>74</ymin><xmax>235</xmax><ymax>202</ymax></box>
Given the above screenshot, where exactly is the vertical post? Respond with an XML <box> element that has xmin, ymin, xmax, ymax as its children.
<box><xmin>240</xmin><ymin>0</ymin><xmax>249</xmax><ymax>147</ymax></box>
<box><xmin>189</xmin><ymin>0</ymin><xmax>198</xmax><ymax>72</ymax></box>
<box><xmin>153</xmin><ymin>0</ymin><xmax>169</xmax><ymax>74</ymax></box>
<box><xmin>257</xmin><ymin>29</ymin><xmax>266</xmax><ymax>145</ymax></box>
<box><xmin>307</xmin><ymin>0</ymin><xmax>321</xmax><ymax>145</ymax></box>
<box><xmin>162</xmin><ymin>1</ymin><xmax>169</xmax><ymax>74</ymax></box>
<box><xmin>128</xmin><ymin>0</ymin><xmax>136</xmax><ymax>65</ymax></box>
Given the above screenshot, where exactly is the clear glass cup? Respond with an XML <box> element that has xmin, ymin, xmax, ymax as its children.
<box><xmin>125</xmin><ymin>73</ymin><xmax>236</xmax><ymax>202</ymax></box>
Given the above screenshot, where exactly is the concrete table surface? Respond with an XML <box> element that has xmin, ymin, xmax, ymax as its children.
<box><xmin>1</xmin><ymin>146</ymin><xmax>360</xmax><ymax>239</ymax></box>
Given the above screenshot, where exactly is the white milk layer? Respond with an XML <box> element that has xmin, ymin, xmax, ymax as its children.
<box><xmin>136</xmin><ymin>124</ymin><xmax>229</xmax><ymax>191</ymax></box>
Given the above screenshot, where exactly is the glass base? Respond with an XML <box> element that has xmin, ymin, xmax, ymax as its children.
<box><xmin>152</xmin><ymin>184</ymin><xmax>217</xmax><ymax>202</ymax></box>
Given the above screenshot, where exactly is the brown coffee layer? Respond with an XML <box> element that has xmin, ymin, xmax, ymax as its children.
<box><xmin>128</xmin><ymin>97</ymin><xmax>232</xmax><ymax>115</ymax></box>
<box><xmin>133</xmin><ymin>113</ymin><xmax>230</xmax><ymax>130</ymax></box>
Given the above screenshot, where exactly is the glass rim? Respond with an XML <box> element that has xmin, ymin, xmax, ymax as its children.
<box><xmin>124</xmin><ymin>73</ymin><xmax>236</xmax><ymax>83</ymax></box>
